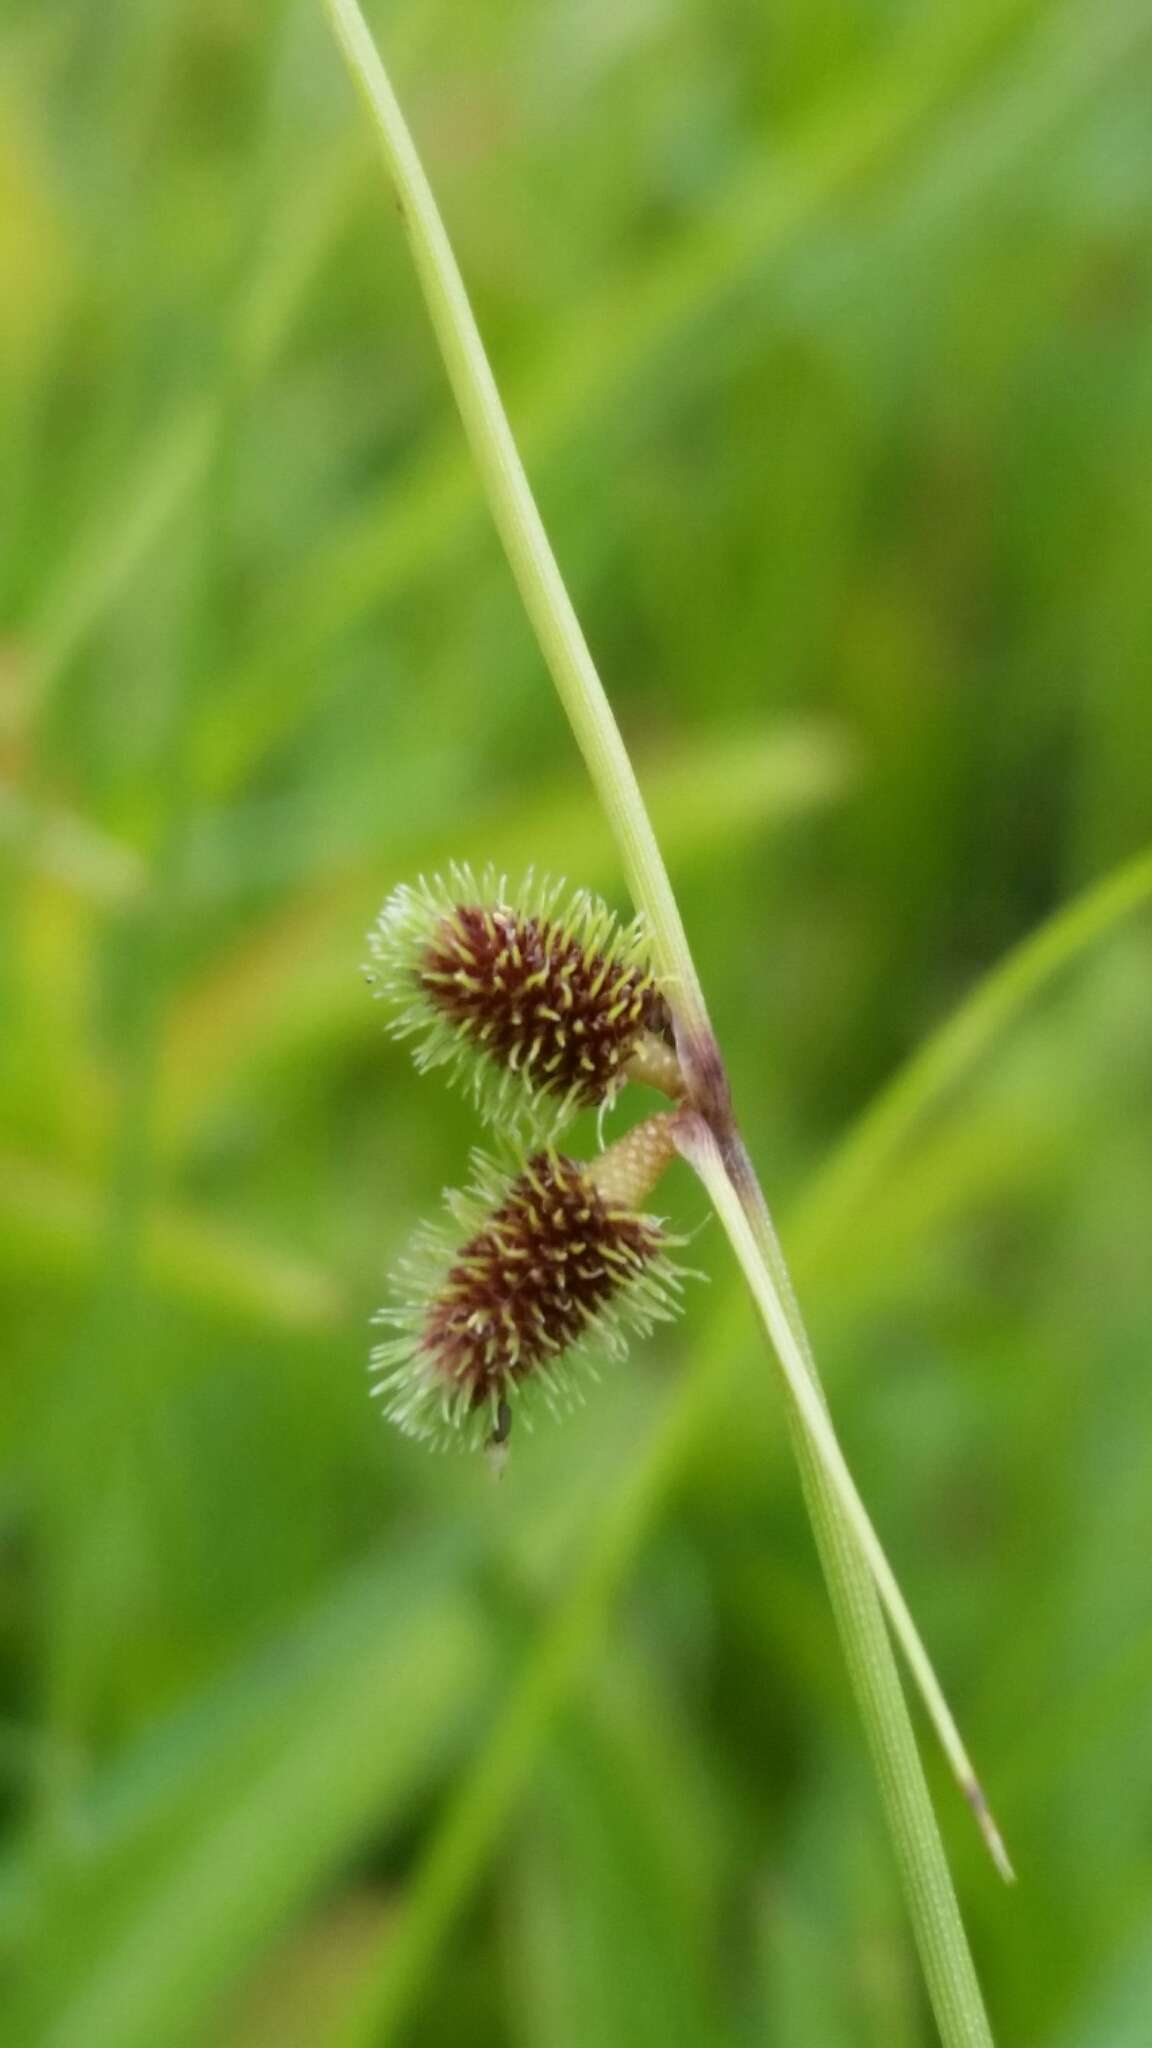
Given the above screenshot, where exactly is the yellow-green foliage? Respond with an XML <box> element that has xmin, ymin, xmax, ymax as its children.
<box><xmin>2</xmin><ymin>1</ymin><xmax>1152</xmax><ymax>2043</ymax></box>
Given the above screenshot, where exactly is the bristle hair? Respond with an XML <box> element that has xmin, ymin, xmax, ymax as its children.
<box><xmin>371</xmin><ymin>1147</ymin><xmax>687</xmax><ymax>1451</ymax></box>
<box><xmin>365</xmin><ymin>865</ymin><xmax>673</xmax><ymax>1138</ymax></box>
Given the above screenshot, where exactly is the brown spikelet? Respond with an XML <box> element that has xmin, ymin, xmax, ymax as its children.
<box><xmin>371</xmin><ymin>1125</ymin><xmax>688</xmax><ymax>1450</ymax></box>
<box><xmin>427</xmin><ymin>1152</ymin><xmax>660</xmax><ymax>1388</ymax></box>
<box><xmin>422</xmin><ymin>904</ymin><xmax>671</xmax><ymax>1104</ymax></box>
<box><xmin>365</xmin><ymin>869</ymin><xmax>682</xmax><ymax>1135</ymax></box>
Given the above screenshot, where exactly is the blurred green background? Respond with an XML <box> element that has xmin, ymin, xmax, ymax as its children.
<box><xmin>3</xmin><ymin>0</ymin><xmax>1152</xmax><ymax>2042</ymax></box>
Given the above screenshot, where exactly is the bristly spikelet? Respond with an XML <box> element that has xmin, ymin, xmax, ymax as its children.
<box><xmin>364</xmin><ymin>864</ymin><xmax>681</xmax><ymax>1138</ymax></box>
<box><xmin>371</xmin><ymin>1130</ymin><xmax>689</xmax><ymax>1453</ymax></box>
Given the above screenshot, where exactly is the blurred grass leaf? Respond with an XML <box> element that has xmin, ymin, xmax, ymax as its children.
<box><xmin>2</xmin><ymin>1546</ymin><xmax>492</xmax><ymax>2048</ymax></box>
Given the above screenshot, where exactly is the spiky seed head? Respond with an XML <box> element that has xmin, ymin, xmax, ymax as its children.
<box><xmin>371</xmin><ymin>1118</ymin><xmax>688</xmax><ymax>1453</ymax></box>
<box><xmin>364</xmin><ymin>865</ymin><xmax>681</xmax><ymax>1138</ymax></box>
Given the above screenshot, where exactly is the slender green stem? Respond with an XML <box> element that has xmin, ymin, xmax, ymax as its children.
<box><xmin>322</xmin><ymin>0</ymin><xmax>1003</xmax><ymax>2037</ymax></box>
<box><xmin>320</xmin><ymin>0</ymin><xmax>705</xmax><ymax>1029</ymax></box>
<box><xmin>783</xmin><ymin>1406</ymin><xmax>996</xmax><ymax>2048</ymax></box>
<box><xmin>725</xmin><ymin>1140</ymin><xmax>1000</xmax><ymax>2037</ymax></box>
<box><xmin>676</xmin><ymin>1111</ymin><xmax>1011</xmax><ymax>1884</ymax></box>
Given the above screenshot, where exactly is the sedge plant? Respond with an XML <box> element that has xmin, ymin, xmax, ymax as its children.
<box><xmin>323</xmin><ymin>2</ymin><xmax>1012</xmax><ymax>2040</ymax></box>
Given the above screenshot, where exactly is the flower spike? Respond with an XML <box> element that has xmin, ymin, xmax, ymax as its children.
<box><xmin>371</xmin><ymin>1114</ymin><xmax>691</xmax><ymax>1454</ymax></box>
<box><xmin>365</xmin><ymin>865</ymin><xmax>683</xmax><ymax>1138</ymax></box>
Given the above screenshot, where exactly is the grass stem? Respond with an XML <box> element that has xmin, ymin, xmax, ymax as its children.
<box><xmin>321</xmin><ymin>0</ymin><xmax>1006</xmax><ymax>2035</ymax></box>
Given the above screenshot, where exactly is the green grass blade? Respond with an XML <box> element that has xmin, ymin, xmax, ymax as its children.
<box><xmin>4</xmin><ymin>1554</ymin><xmax>490</xmax><ymax>2048</ymax></box>
<box><xmin>793</xmin><ymin>846</ymin><xmax>1152</xmax><ymax>1269</ymax></box>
